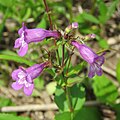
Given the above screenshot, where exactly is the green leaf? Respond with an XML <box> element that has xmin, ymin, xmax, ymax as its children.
<box><xmin>107</xmin><ymin>0</ymin><xmax>119</xmax><ymax>20</ymax></box>
<box><xmin>0</xmin><ymin>97</ymin><xmax>12</xmax><ymax>107</ymax></box>
<box><xmin>67</xmin><ymin>62</ymin><xmax>86</xmax><ymax>77</ymax></box>
<box><xmin>0</xmin><ymin>50</ymin><xmax>18</xmax><ymax>56</ymax></box>
<box><xmin>74</xmin><ymin>107</ymin><xmax>101</xmax><ymax>120</ymax></box>
<box><xmin>23</xmin><ymin>8</ymin><xmax>31</xmax><ymax>21</ymax></box>
<box><xmin>81</xmin><ymin>12</ymin><xmax>99</xmax><ymax>24</ymax></box>
<box><xmin>92</xmin><ymin>75</ymin><xmax>119</xmax><ymax>104</ymax></box>
<box><xmin>58</xmin><ymin>42</ymin><xmax>63</xmax><ymax>59</ymax></box>
<box><xmin>0</xmin><ymin>54</ymin><xmax>35</xmax><ymax>66</ymax></box>
<box><xmin>70</xmin><ymin>84</ymin><xmax>85</xmax><ymax>111</ymax></box>
<box><xmin>53</xmin><ymin>6</ymin><xmax>65</xmax><ymax>14</ymax></box>
<box><xmin>45</xmin><ymin>68</ymin><xmax>56</xmax><ymax>77</ymax></box>
<box><xmin>73</xmin><ymin>14</ymin><xmax>85</xmax><ymax>23</ymax></box>
<box><xmin>34</xmin><ymin>76</ymin><xmax>44</xmax><ymax>90</ymax></box>
<box><xmin>113</xmin><ymin>104</ymin><xmax>120</xmax><ymax>120</ymax></box>
<box><xmin>116</xmin><ymin>60</ymin><xmax>120</xmax><ymax>82</ymax></box>
<box><xmin>55</xmin><ymin>112</ymin><xmax>71</xmax><ymax>120</ymax></box>
<box><xmin>55</xmin><ymin>107</ymin><xmax>101</xmax><ymax>120</ymax></box>
<box><xmin>98</xmin><ymin>0</ymin><xmax>107</xmax><ymax>16</ymax></box>
<box><xmin>67</xmin><ymin>77</ymin><xmax>83</xmax><ymax>86</ymax></box>
<box><xmin>96</xmin><ymin>37</ymin><xmax>109</xmax><ymax>49</ymax></box>
<box><xmin>98</xmin><ymin>0</ymin><xmax>108</xmax><ymax>23</ymax></box>
<box><xmin>0</xmin><ymin>0</ymin><xmax>16</xmax><ymax>7</ymax></box>
<box><xmin>0</xmin><ymin>113</ymin><xmax>30</xmax><ymax>120</ymax></box>
<box><xmin>46</xmin><ymin>82</ymin><xmax>57</xmax><ymax>95</ymax></box>
<box><xmin>36</xmin><ymin>18</ymin><xmax>46</xmax><ymax>29</ymax></box>
<box><xmin>54</xmin><ymin>84</ymin><xmax>85</xmax><ymax>112</ymax></box>
<box><xmin>97</xmin><ymin>0</ymin><xmax>119</xmax><ymax>23</ymax></box>
<box><xmin>54</xmin><ymin>85</ymin><xmax>69</xmax><ymax>112</ymax></box>
<box><xmin>98</xmin><ymin>39</ymin><xmax>109</xmax><ymax>49</ymax></box>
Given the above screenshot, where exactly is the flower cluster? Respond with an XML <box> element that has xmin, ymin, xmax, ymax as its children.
<box><xmin>11</xmin><ymin>22</ymin><xmax>106</xmax><ymax>96</ymax></box>
<box><xmin>12</xmin><ymin>23</ymin><xmax>59</xmax><ymax>95</ymax></box>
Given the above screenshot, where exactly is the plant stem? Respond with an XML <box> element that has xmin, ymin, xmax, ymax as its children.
<box><xmin>62</xmin><ymin>69</ymin><xmax>73</xmax><ymax>112</ymax></box>
<box><xmin>43</xmin><ymin>0</ymin><xmax>57</xmax><ymax>46</ymax></box>
<box><xmin>62</xmin><ymin>44</ymin><xmax>65</xmax><ymax>66</ymax></box>
<box><xmin>62</xmin><ymin>72</ymin><xmax>73</xmax><ymax>112</ymax></box>
<box><xmin>56</xmin><ymin>50</ymin><xmax>61</xmax><ymax>65</ymax></box>
<box><xmin>66</xmin><ymin>47</ymin><xmax>75</xmax><ymax>75</ymax></box>
<box><xmin>43</xmin><ymin>0</ymin><xmax>53</xmax><ymax>30</ymax></box>
<box><xmin>66</xmin><ymin>86</ymin><xmax>73</xmax><ymax>112</ymax></box>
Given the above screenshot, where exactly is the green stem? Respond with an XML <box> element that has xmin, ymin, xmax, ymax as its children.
<box><xmin>63</xmin><ymin>75</ymin><xmax>73</xmax><ymax>112</ymax></box>
<box><xmin>62</xmin><ymin>67</ymin><xmax>73</xmax><ymax>112</ymax></box>
<box><xmin>97</xmin><ymin>48</ymin><xmax>110</xmax><ymax>54</ymax></box>
<box><xmin>62</xmin><ymin>44</ymin><xmax>65</xmax><ymax>66</ymax></box>
<box><xmin>66</xmin><ymin>47</ymin><xmax>75</xmax><ymax>75</ymax></box>
<box><xmin>66</xmin><ymin>86</ymin><xmax>73</xmax><ymax>112</ymax></box>
<box><xmin>56</xmin><ymin>49</ymin><xmax>61</xmax><ymax>65</ymax></box>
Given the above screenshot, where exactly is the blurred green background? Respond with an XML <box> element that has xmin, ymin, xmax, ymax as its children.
<box><xmin>0</xmin><ymin>0</ymin><xmax>120</xmax><ymax>120</ymax></box>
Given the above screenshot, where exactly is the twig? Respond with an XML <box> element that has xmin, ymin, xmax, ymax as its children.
<box><xmin>0</xmin><ymin>101</ymin><xmax>101</xmax><ymax>112</ymax></box>
<box><xmin>43</xmin><ymin>0</ymin><xmax>53</xmax><ymax>30</ymax></box>
<box><xmin>0</xmin><ymin>103</ymin><xmax>57</xmax><ymax>112</ymax></box>
<box><xmin>0</xmin><ymin>104</ymin><xmax>58</xmax><ymax>112</ymax></box>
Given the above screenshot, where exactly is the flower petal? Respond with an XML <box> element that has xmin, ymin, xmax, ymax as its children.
<box><xmin>94</xmin><ymin>55</ymin><xmax>104</xmax><ymax>66</ymax></box>
<box><xmin>11</xmin><ymin>81</ymin><xmax>23</xmax><ymax>90</ymax></box>
<box><xmin>23</xmin><ymin>84</ymin><xmax>34</xmax><ymax>96</ymax></box>
<box><xmin>18</xmin><ymin>43</ymin><xmax>28</xmax><ymax>56</ymax></box>
<box><xmin>26</xmin><ymin>63</ymin><xmax>46</xmax><ymax>79</ymax></box>
<box><xmin>17</xmin><ymin>70</ymin><xmax>26</xmax><ymax>79</ymax></box>
<box><xmin>14</xmin><ymin>38</ymin><xmax>21</xmax><ymax>48</ymax></box>
<box><xmin>26</xmin><ymin>74</ymin><xmax>33</xmax><ymax>83</ymax></box>
<box><xmin>11</xmin><ymin>69</ymin><xmax>21</xmax><ymax>81</ymax></box>
<box><xmin>88</xmin><ymin>64</ymin><xmax>95</xmax><ymax>78</ymax></box>
<box><xmin>95</xmin><ymin>65</ymin><xmax>103</xmax><ymax>76</ymax></box>
<box><xmin>18</xmin><ymin>22</ymin><xmax>27</xmax><ymax>36</ymax></box>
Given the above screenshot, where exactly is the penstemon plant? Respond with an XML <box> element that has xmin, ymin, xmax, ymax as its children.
<box><xmin>11</xmin><ymin>0</ymin><xmax>106</xmax><ymax>119</ymax></box>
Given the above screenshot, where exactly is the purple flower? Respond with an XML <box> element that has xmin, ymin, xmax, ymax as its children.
<box><xmin>14</xmin><ymin>23</ymin><xmax>60</xmax><ymax>57</ymax></box>
<box><xmin>71</xmin><ymin>41</ymin><xmax>105</xmax><ymax>78</ymax></box>
<box><xmin>11</xmin><ymin>62</ymin><xmax>48</xmax><ymax>96</ymax></box>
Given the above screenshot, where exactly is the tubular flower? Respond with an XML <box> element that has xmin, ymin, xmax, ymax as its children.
<box><xmin>14</xmin><ymin>23</ymin><xmax>60</xmax><ymax>56</ymax></box>
<box><xmin>71</xmin><ymin>41</ymin><xmax>105</xmax><ymax>78</ymax></box>
<box><xmin>11</xmin><ymin>62</ymin><xmax>48</xmax><ymax>96</ymax></box>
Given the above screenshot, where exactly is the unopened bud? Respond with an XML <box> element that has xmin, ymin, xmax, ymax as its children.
<box><xmin>84</xmin><ymin>34</ymin><xmax>96</xmax><ymax>40</ymax></box>
<box><xmin>71</xmin><ymin>22</ymin><xmax>78</xmax><ymax>29</ymax></box>
<box><xmin>65</xmin><ymin>22</ymin><xmax>79</xmax><ymax>34</ymax></box>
